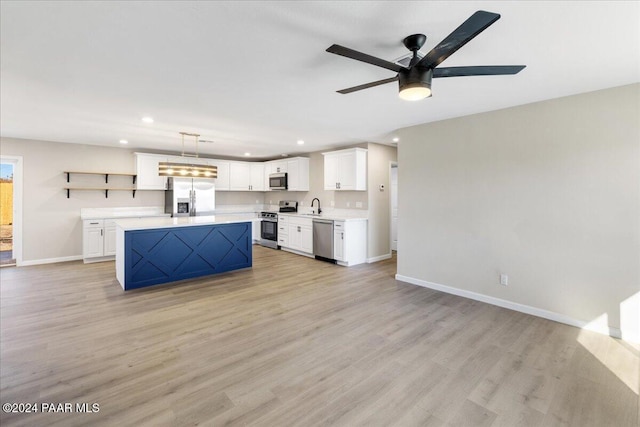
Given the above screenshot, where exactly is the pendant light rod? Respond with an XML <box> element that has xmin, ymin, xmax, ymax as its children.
<box><xmin>179</xmin><ymin>132</ymin><xmax>201</xmax><ymax>158</ymax></box>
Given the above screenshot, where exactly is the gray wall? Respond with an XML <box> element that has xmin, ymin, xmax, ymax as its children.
<box><xmin>366</xmin><ymin>143</ymin><xmax>397</xmax><ymax>259</ymax></box>
<box><xmin>397</xmin><ymin>83</ymin><xmax>639</xmax><ymax>340</ymax></box>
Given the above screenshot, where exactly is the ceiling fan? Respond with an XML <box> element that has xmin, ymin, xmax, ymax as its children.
<box><xmin>326</xmin><ymin>10</ymin><xmax>526</xmax><ymax>101</ymax></box>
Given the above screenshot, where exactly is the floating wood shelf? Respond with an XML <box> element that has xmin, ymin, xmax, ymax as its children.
<box><xmin>64</xmin><ymin>171</ymin><xmax>137</xmax><ymax>184</ymax></box>
<box><xmin>63</xmin><ymin>171</ymin><xmax>138</xmax><ymax>198</ymax></box>
<box><xmin>64</xmin><ymin>187</ymin><xmax>137</xmax><ymax>198</ymax></box>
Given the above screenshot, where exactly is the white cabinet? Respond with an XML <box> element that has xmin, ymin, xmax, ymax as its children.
<box><xmin>135</xmin><ymin>153</ymin><xmax>169</xmax><ymax>190</ymax></box>
<box><xmin>252</xmin><ymin>219</ymin><xmax>261</xmax><ymax>243</ymax></box>
<box><xmin>278</xmin><ymin>215</ymin><xmax>312</xmax><ymax>254</ymax></box>
<box><xmin>104</xmin><ymin>221</ymin><xmax>117</xmax><ymax>256</ymax></box>
<box><xmin>265</xmin><ymin>157</ymin><xmax>309</xmax><ymax>192</ymax></box>
<box><xmin>334</xmin><ymin>222</ymin><xmax>344</xmax><ymax>261</ymax></box>
<box><xmin>229</xmin><ymin>162</ymin><xmax>251</xmax><ymax>191</ymax></box>
<box><xmin>322</xmin><ymin>148</ymin><xmax>367</xmax><ymax>191</ymax></box>
<box><xmin>250</xmin><ymin>163</ymin><xmax>265</xmax><ymax>191</ymax></box>
<box><xmin>83</xmin><ymin>220</ymin><xmax>104</xmax><ymax>260</ymax></box>
<box><xmin>229</xmin><ymin>162</ymin><xmax>264</xmax><ymax>191</ymax></box>
<box><xmin>286</xmin><ymin>158</ymin><xmax>309</xmax><ymax>191</ymax></box>
<box><xmin>83</xmin><ymin>219</ymin><xmax>118</xmax><ymax>262</ymax></box>
<box><xmin>209</xmin><ymin>160</ymin><xmax>230</xmax><ymax>191</ymax></box>
<box><xmin>333</xmin><ymin>220</ymin><xmax>367</xmax><ymax>266</ymax></box>
<box><xmin>267</xmin><ymin>160</ymin><xmax>288</xmax><ymax>174</ymax></box>
<box><xmin>277</xmin><ymin>215</ymin><xmax>289</xmax><ymax>247</ymax></box>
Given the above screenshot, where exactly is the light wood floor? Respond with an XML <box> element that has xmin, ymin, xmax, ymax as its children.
<box><xmin>1</xmin><ymin>246</ymin><xmax>638</xmax><ymax>426</ymax></box>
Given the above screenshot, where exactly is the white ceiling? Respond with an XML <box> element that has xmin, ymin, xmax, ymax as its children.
<box><xmin>1</xmin><ymin>1</ymin><xmax>638</xmax><ymax>160</ymax></box>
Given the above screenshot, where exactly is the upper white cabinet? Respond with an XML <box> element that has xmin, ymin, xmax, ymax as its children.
<box><xmin>229</xmin><ymin>162</ymin><xmax>264</xmax><ymax>191</ymax></box>
<box><xmin>265</xmin><ymin>157</ymin><xmax>309</xmax><ymax>192</ymax></box>
<box><xmin>209</xmin><ymin>159</ymin><xmax>230</xmax><ymax>191</ymax></box>
<box><xmin>286</xmin><ymin>157</ymin><xmax>309</xmax><ymax>191</ymax></box>
<box><xmin>229</xmin><ymin>162</ymin><xmax>251</xmax><ymax>191</ymax></box>
<box><xmin>250</xmin><ymin>163</ymin><xmax>265</xmax><ymax>191</ymax></box>
<box><xmin>135</xmin><ymin>152</ymin><xmax>308</xmax><ymax>192</ymax></box>
<box><xmin>322</xmin><ymin>148</ymin><xmax>367</xmax><ymax>191</ymax></box>
<box><xmin>135</xmin><ymin>153</ymin><xmax>168</xmax><ymax>190</ymax></box>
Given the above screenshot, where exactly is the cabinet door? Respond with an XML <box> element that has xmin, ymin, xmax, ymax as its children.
<box><xmin>252</xmin><ymin>220</ymin><xmax>261</xmax><ymax>242</ymax></box>
<box><xmin>250</xmin><ymin>163</ymin><xmax>265</xmax><ymax>191</ymax></box>
<box><xmin>272</xmin><ymin>160</ymin><xmax>287</xmax><ymax>174</ymax></box>
<box><xmin>210</xmin><ymin>160</ymin><xmax>230</xmax><ymax>191</ymax></box>
<box><xmin>299</xmin><ymin>225</ymin><xmax>313</xmax><ymax>254</ymax></box>
<box><xmin>104</xmin><ymin>226</ymin><xmax>117</xmax><ymax>256</ymax></box>
<box><xmin>334</xmin><ymin>230</ymin><xmax>344</xmax><ymax>261</ymax></box>
<box><xmin>323</xmin><ymin>154</ymin><xmax>338</xmax><ymax>190</ymax></box>
<box><xmin>136</xmin><ymin>153</ymin><xmax>168</xmax><ymax>190</ymax></box>
<box><xmin>288</xmin><ymin>224</ymin><xmax>301</xmax><ymax>250</ymax></box>
<box><xmin>337</xmin><ymin>151</ymin><xmax>356</xmax><ymax>190</ymax></box>
<box><xmin>229</xmin><ymin>162</ymin><xmax>251</xmax><ymax>191</ymax></box>
<box><xmin>83</xmin><ymin>227</ymin><xmax>104</xmax><ymax>258</ymax></box>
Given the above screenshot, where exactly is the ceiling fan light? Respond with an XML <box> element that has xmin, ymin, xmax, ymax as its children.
<box><xmin>398</xmin><ymin>67</ymin><xmax>433</xmax><ymax>101</ymax></box>
<box><xmin>399</xmin><ymin>86</ymin><xmax>431</xmax><ymax>101</ymax></box>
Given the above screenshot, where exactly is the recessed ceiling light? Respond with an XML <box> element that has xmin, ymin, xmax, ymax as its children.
<box><xmin>281</xmin><ymin>154</ymin><xmax>288</xmax><ymax>157</ymax></box>
<box><xmin>142</xmin><ymin>117</ymin><xmax>154</xmax><ymax>123</ymax></box>
<box><xmin>119</xmin><ymin>139</ymin><xmax>128</xmax><ymax>144</ymax></box>
<box><xmin>244</xmin><ymin>152</ymin><xmax>251</xmax><ymax>157</ymax></box>
<box><xmin>297</xmin><ymin>140</ymin><xmax>305</xmax><ymax>145</ymax></box>
<box><xmin>392</xmin><ymin>137</ymin><xmax>399</xmax><ymax>142</ymax></box>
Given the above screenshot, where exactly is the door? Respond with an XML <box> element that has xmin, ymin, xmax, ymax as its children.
<box><xmin>390</xmin><ymin>164</ymin><xmax>398</xmax><ymax>251</ymax></box>
<box><xmin>0</xmin><ymin>156</ymin><xmax>21</xmax><ymax>266</ymax></box>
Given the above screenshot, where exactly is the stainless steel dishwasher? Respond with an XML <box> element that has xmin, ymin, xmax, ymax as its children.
<box><xmin>312</xmin><ymin>219</ymin><xmax>335</xmax><ymax>262</ymax></box>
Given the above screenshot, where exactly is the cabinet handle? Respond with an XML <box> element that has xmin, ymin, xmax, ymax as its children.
<box><xmin>341</xmin><ymin>232</ymin><xmax>343</xmax><ymax>240</ymax></box>
<box><xmin>101</xmin><ymin>229</ymin><xmax>103</xmax><ymax>236</ymax></box>
<box><xmin>297</xmin><ymin>226</ymin><xmax>301</xmax><ymax>232</ymax></box>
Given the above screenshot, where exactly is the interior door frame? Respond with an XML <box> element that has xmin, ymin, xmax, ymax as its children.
<box><xmin>389</xmin><ymin>161</ymin><xmax>398</xmax><ymax>253</ymax></box>
<box><xmin>0</xmin><ymin>155</ymin><xmax>23</xmax><ymax>266</ymax></box>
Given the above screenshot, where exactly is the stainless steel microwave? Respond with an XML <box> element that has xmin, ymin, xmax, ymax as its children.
<box><xmin>269</xmin><ymin>172</ymin><xmax>288</xmax><ymax>190</ymax></box>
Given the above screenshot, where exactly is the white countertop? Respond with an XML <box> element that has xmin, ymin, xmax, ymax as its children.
<box><xmin>81</xmin><ymin>206</ymin><xmax>169</xmax><ymax>220</ymax></box>
<box><xmin>278</xmin><ymin>212</ymin><xmax>368</xmax><ymax>222</ymax></box>
<box><xmin>115</xmin><ymin>214</ymin><xmax>259</xmax><ymax>231</ymax></box>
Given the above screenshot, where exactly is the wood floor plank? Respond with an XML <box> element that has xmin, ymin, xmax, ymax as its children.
<box><xmin>0</xmin><ymin>247</ymin><xmax>638</xmax><ymax>427</ymax></box>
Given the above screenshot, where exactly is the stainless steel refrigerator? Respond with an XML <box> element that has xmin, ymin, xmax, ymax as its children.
<box><xmin>165</xmin><ymin>177</ymin><xmax>216</xmax><ymax>217</ymax></box>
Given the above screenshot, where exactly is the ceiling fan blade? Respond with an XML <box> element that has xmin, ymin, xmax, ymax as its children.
<box><xmin>417</xmin><ymin>10</ymin><xmax>501</xmax><ymax>69</ymax></box>
<box><xmin>327</xmin><ymin>44</ymin><xmax>405</xmax><ymax>73</ymax></box>
<box><xmin>433</xmin><ymin>65</ymin><xmax>526</xmax><ymax>78</ymax></box>
<box><xmin>337</xmin><ymin>77</ymin><xmax>399</xmax><ymax>94</ymax></box>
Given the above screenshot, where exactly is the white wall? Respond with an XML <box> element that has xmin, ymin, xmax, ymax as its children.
<box><xmin>396</xmin><ymin>84</ymin><xmax>640</xmax><ymax>341</ymax></box>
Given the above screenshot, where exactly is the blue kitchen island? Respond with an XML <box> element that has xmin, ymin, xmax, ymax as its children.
<box><xmin>115</xmin><ymin>214</ymin><xmax>258</xmax><ymax>290</ymax></box>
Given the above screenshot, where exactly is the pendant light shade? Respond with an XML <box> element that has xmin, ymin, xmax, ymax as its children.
<box><xmin>158</xmin><ymin>132</ymin><xmax>217</xmax><ymax>178</ymax></box>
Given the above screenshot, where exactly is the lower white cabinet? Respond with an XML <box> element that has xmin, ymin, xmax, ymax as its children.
<box><xmin>252</xmin><ymin>219</ymin><xmax>261</xmax><ymax>243</ymax></box>
<box><xmin>279</xmin><ymin>215</ymin><xmax>312</xmax><ymax>254</ymax></box>
<box><xmin>333</xmin><ymin>220</ymin><xmax>367</xmax><ymax>266</ymax></box>
<box><xmin>83</xmin><ymin>219</ymin><xmax>117</xmax><ymax>262</ymax></box>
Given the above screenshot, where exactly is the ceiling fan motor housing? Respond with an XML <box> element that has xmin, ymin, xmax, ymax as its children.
<box><xmin>398</xmin><ymin>67</ymin><xmax>433</xmax><ymax>95</ymax></box>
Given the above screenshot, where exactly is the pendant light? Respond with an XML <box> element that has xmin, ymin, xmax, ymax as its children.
<box><xmin>158</xmin><ymin>132</ymin><xmax>217</xmax><ymax>178</ymax></box>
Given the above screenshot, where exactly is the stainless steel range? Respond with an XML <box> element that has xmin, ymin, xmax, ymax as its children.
<box><xmin>258</xmin><ymin>201</ymin><xmax>298</xmax><ymax>249</ymax></box>
<box><xmin>259</xmin><ymin>211</ymin><xmax>278</xmax><ymax>249</ymax></box>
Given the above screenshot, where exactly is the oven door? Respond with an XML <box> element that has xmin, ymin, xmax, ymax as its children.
<box><xmin>259</xmin><ymin>220</ymin><xmax>279</xmax><ymax>249</ymax></box>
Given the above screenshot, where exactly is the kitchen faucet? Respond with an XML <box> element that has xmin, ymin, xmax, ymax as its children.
<box><xmin>311</xmin><ymin>198</ymin><xmax>322</xmax><ymax>215</ymax></box>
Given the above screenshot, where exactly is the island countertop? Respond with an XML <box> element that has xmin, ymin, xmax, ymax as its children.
<box><xmin>114</xmin><ymin>213</ymin><xmax>260</xmax><ymax>231</ymax></box>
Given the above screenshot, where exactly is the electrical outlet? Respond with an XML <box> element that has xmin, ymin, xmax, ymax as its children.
<box><xmin>255</xmin><ymin>199</ymin><xmax>259</xmax><ymax>204</ymax></box>
<box><xmin>355</xmin><ymin>201</ymin><xmax>363</xmax><ymax>208</ymax></box>
<box><xmin>500</xmin><ymin>274</ymin><xmax>508</xmax><ymax>286</ymax></box>
<box><xmin>346</xmin><ymin>202</ymin><xmax>350</xmax><ymax>208</ymax></box>
<box><xmin>330</xmin><ymin>200</ymin><xmax>335</xmax><ymax>207</ymax></box>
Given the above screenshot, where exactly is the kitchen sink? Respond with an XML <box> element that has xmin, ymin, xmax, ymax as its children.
<box><xmin>301</xmin><ymin>213</ymin><xmax>322</xmax><ymax>217</ymax></box>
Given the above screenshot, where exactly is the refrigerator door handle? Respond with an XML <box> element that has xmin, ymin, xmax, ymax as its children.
<box><xmin>191</xmin><ymin>190</ymin><xmax>196</xmax><ymax>216</ymax></box>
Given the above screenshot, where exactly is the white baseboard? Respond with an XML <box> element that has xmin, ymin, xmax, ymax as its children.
<box><xmin>19</xmin><ymin>255</ymin><xmax>83</xmax><ymax>267</ymax></box>
<box><xmin>395</xmin><ymin>274</ymin><xmax>628</xmax><ymax>342</ymax></box>
<box><xmin>367</xmin><ymin>253</ymin><xmax>392</xmax><ymax>263</ymax></box>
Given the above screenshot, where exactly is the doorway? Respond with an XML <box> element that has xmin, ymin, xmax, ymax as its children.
<box><xmin>0</xmin><ymin>156</ymin><xmax>22</xmax><ymax>267</ymax></box>
<box><xmin>390</xmin><ymin>163</ymin><xmax>398</xmax><ymax>252</ymax></box>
